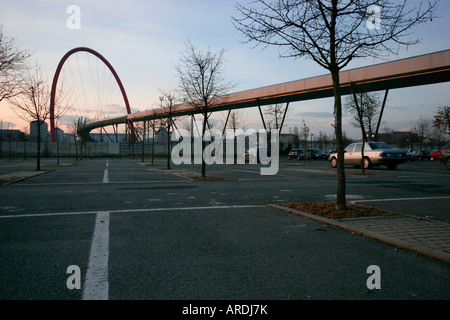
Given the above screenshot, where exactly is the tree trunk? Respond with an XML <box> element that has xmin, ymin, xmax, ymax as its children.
<box><xmin>331</xmin><ymin>69</ymin><xmax>346</xmax><ymax>210</ymax></box>
<box><xmin>142</xmin><ymin>121</ymin><xmax>145</xmax><ymax>163</ymax></box>
<box><xmin>167</xmin><ymin>119</ymin><xmax>171</xmax><ymax>169</ymax></box>
<box><xmin>56</xmin><ymin>128</ymin><xmax>60</xmax><ymax>165</ymax></box>
<box><xmin>201</xmin><ymin>110</ymin><xmax>207</xmax><ymax>177</ymax></box>
<box><xmin>352</xmin><ymin>89</ymin><xmax>367</xmax><ymax>175</ymax></box>
<box><xmin>151</xmin><ymin>130</ymin><xmax>155</xmax><ymax>165</ymax></box>
<box><xmin>36</xmin><ymin>121</ymin><xmax>41</xmax><ymax>171</ymax></box>
<box><xmin>73</xmin><ymin>136</ymin><xmax>78</xmax><ymax>161</ymax></box>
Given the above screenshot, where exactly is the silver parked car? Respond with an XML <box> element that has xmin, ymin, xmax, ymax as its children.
<box><xmin>329</xmin><ymin>142</ymin><xmax>407</xmax><ymax>170</ymax></box>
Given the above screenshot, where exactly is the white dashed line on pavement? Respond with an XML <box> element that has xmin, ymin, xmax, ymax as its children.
<box><xmin>82</xmin><ymin>211</ymin><xmax>110</xmax><ymax>300</ymax></box>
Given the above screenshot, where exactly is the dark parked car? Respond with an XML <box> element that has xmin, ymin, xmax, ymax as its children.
<box><xmin>288</xmin><ymin>149</ymin><xmax>310</xmax><ymax>160</ymax></box>
<box><xmin>307</xmin><ymin>148</ymin><xmax>328</xmax><ymax>160</ymax></box>
<box><xmin>439</xmin><ymin>142</ymin><xmax>450</xmax><ymax>169</ymax></box>
<box><xmin>416</xmin><ymin>150</ymin><xmax>431</xmax><ymax>160</ymax></box>
<box><xmin>329</xmin><ymin>142</ymin><xmax>407</xmax><ymax>170</ymax></box>
<box><xmin>406</xmin><ymin>150</ymin><xmax>418</xmax><ymax>161</ymax></box>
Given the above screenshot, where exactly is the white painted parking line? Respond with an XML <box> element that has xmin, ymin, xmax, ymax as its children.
<box><xmin>102</xmin><ymin>160</ymin><xmax>109</xmax><ymax>183</ymax></box>
<box><xmin>350</xmin><ymin>196</ymin><xmax>450</xmax><ymax>204</ymax></box>
<box><xmin>9</xmin><ymin>180</ymin><xmax>191</xmax><ymax>186</ymax></box>
<box><xmin>226</xmin><ymin>167</ymin><xmax>294</xmax><ymax>178</ymax></box>
<box><xmin>83</xmin><ymin>211</ymin><xmax>110</xmax><ymax>300</ymax></box>
<box><xmin>0</xmin><ymin>205</ymin><xmax>265</xmax><ymax>219</ymax></box>
<box><xmin>103</xmin><ymin>169</ymin><xmax>109</xmax><ymax>183</ymax></box>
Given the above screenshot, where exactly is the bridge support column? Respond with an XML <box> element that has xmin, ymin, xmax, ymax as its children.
<box><xmin>257</xmin><ymin>99</ymin><xmax>267</xmax><ymax>130</ymax></box>
<box><xmin>374</xmin><ymin>88</ymin><xmax>389</xmax><ymax>141</ymax></box>
<box><xmin>279</xmin><ymin>101</ymin><xmax>290</xmax><ymax>134</ymax></box>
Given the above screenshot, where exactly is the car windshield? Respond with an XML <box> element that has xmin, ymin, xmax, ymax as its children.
<box><xmin>368</xmin><ymin>142</ymin><xmax>393</xmax><ymax>150</ymax></box>
<box><xmin>345</xmin><ymin>144</ymin><xmax>356</xmax><ymax>152</ymax></box>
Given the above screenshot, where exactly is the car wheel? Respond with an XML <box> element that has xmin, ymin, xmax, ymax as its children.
<box><xmin>430</xmin><ymin>156</ymin><xmax>435</xmax><ymax>161</ymax></box>
<box><xmin>330</xmin><ymin>157</ymin><xmax>337</xmax><ymax>168</ymax></box>
<box><xmin>363</xmin><ymin>158</ymin><xmax>372</xmax><ymax>169</ymax></box>
<box><xmin>446</xmin><ymin>157</ymin><xmax>450</xmax><ymax>170</ymax></box>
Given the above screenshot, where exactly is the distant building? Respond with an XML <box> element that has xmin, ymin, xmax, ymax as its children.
<box><xmin>0</xmin><ymin>129</ymin><xmax>25</xmax><ymax>141</ymax></box>
<box><xmin>280</xmin><ymin>133</ymin><xmax>299</xmax><ymax>149</ymax></box>
<box><xmin>155</xmin><ymin>127</ymin><xmax>168</xmax><ymax>143</ymax></box>
<box><xmin>89</xmin><ymin>132</ymin><xmax>127</xmax><ymax>143</ymax></box>
<box><xmin>30</xmin><ymin>121</ymin><xmax>49</xmax><ymax>141</ymax></box>
<box><xmin>55</xmin><ymin>128</ymin><xmax>65</xmax><ymax>142</ymax></box>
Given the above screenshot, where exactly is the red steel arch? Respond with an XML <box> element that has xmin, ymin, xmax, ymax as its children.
<box><xmin>49</xmin><ymin>47</ymin><xmax>133</xmax><ymax>142</ymax></box>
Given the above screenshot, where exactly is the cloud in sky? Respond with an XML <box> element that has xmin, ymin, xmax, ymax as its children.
<box><xmin>1</xmin><ymin>0</ymin><xmax>449</xmax><ymax>139</ymax></box>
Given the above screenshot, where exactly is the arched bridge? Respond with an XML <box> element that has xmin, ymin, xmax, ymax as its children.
<box><xmin>49</xmin><ymin>47</ymin><xmax>134</xmax><ymax>142</ymax></box>
<box><xmin>50</xmin><ymin>49</ymin><xmax>450</xmax><ymax>141</ymax></box>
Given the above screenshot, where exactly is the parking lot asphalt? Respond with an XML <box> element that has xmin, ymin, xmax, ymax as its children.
<box><xmin>158</xmin><ymin>160</ymin><xmax>450</xmax><ymax>263</ymax></box>
<box><xmin>0</xmin><ymin>156</ymin><xmax>449</xmax><ymax>301</ymax></box>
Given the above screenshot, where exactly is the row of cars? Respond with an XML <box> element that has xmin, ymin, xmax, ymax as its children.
<box><xmin>288</xmin><ymin>142</ymin><xmax>450</xmax><ymax>170</ymax></box>
<box><xmin>407</xmin><ymin>149</ymin><xmax>445</xmax><ymax>162</ymax></box>
<box><xmin>434</xmin><ymin>143</ymin><xmax>450</xmax><ymax>169</ymax></box>
<box><xmin>287</xmin><ymin>148</ymin><xmax>328</xmax><ymax>161</ymax></box>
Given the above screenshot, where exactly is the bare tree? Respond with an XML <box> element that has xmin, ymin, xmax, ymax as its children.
<box><xmin>66</xmin><ymin>118</ymin><xmax>81</xmax><ymax>161</ymax></box>
<box><xmin>9</xmin><ymin>66</ymin><xmax>50</xmax><ymax>170</ymax></box>
<box><xmin>0</xmin><ymin>26</ymin><xmax>31</xmax><ymax>103</ymax></box>
<box><xmin>433</xmin><ymin>106</ymin><xmax>450</xmax><ymax>136</ymax></box>
<box><xmin>233</xmin><ymin>0</ymin><xmax>438</xmax><ymax>209</ymax></box>
<box><xmin>299</xmin><ymin>119</ymin><xmax>310</xmax><ymax>164</ymax></box>
<box><xmin>292</xmin><ymin>126</ymin><xmax>300</xmax><ymax>148</ymax></box>
<box><xmin>176</xmin><ymin>40</ymin><xmax>234</xmax><ymax>177</ymax></box>
<box><xmin>264</xmin><ymin>103</ymin><xmax>286</xmax><ymax>131</ymax></box>
<box><xmin>128</xmin><ymin>120</ymin><xmax>146</xmax><ymax>161</ymax></box>
<box><xmin>159</xmin><ymin>89</ymin><xmax>178</xmax><ymax>169</ymax></box>
<box><xmin>345</xmin><ymin>88</ymin><xmax>381</xmax><ymax>142</ymax></box>
<box><xmin>411</xmin><ymin>118</ymin><xmax>431</xmax><ymax>156</ymax></box>
<box><xmin>22</xmin><ymin>125</ymin><xmax>29</xmax><ymax>160</ymax></box>
<box><xmin>52</xmin><ymin>88</ymin><xmax>70</xmax><ymax>165</ymax></box>
<box><xmin>345</xmin><ymin>86</ymin><xmax>381</xmax><ymax>174</ymax></box>
<box><xmin>148</xmin><ymin>109</ymin><xmax>162</xmax><ymax>165</ymax></box>
<box><xmin>431</xmin><ymin>125</ymin><xmax>446</xmax><ymax>150</ymax></box>
<box><xmin>181</xmin><ymin>116</ymin><xmax>196</xmax><ymax>137</ymax></box>
<box><xmin>381</xmin><ymin>126</ymin><xmax>392</xmax><ymax>145</ymax></box>
<box><xmin>317</xmin><ymin>130</ymin><xmax>331</xmax><ymax>152</ymax></box>
<box><xmin>226</xmin><ymin>110</ymin><xmax>246</xmax><ymax>131</ymax></box>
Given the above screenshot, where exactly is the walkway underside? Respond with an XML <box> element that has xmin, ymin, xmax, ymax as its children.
<box><xmin>79</xmin><ymin>50</ymin><xmax>450</xmax><ymax>136</ymax></box>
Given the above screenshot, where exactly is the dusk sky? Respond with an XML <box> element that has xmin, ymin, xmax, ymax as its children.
<box><xmin>1</xmin><ymin>0</ymin><xmax>449</xmax><ymax>140</ymax></box>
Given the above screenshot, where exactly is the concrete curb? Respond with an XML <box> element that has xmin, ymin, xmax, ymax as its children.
<box><xmin>1</xmin><ymin>170</ymin><xmax>53</xmax><ymax>186</ymax></box>
<box><xmin>158</xmin><ymin>168</ymin><xmax>198</xmax><ymax>181</ymax></box>
<box><xmin>267</xmin><ymin>204</ymin><xmax>450</xmax><ymax>264</ymax></box>
<box><xmin>157</xmin><ymin>168</ymin><xmax>225</xmax><ymax>181</ymax></box>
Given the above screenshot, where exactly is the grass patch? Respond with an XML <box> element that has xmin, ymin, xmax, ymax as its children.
<box><xmin>281</xmin><ymin>202</ymin><xmax>400</xmax><ymax>220</ymax></box>
<box><xmin>193</xmin><ymin>176</ymin><xmax>224</xmax><ymax>181</ymax></box>
<box><xmin>0</xmin><ymin>178</ymin><xmax>13</xmax><ymax>185</ymax></box>
<box><xmin>138</xmin><ymin>162</ymin><xmax>160</xmax><ymax>166</ymax></box>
